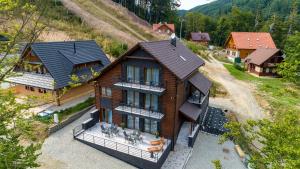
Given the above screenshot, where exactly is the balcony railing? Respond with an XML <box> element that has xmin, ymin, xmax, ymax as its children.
<box><xmin>115</xmin><ymin>103</ymin><xmax>164</xmax><ymax>121</ymax></box>
<box><xmin>188</xmin><ymin>93</ymin><xmax>209</xmax><ymax>106</ymax></box>
<box><xmin>113</xmin><ymin>78</ymin><xmax>165</xmax><ymax>95</ymax></box>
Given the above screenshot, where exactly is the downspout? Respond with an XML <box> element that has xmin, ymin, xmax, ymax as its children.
<box><xmin>173</xmin><ymin>79</ymin><xmax>178</xmax><ymax>149</ymax></box>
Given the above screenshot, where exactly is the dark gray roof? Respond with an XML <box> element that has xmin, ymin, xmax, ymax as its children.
<box><xmin>30</xmin><ymin>40</ymin><xmax>110</xmax><ymax>89</ymax></box>
<box><xmin>189</xmin><ymin>72</ymin><xmax>212</xmax><ymax>95</ymax></box>
<box><xmin>139</xmin><ymin>40</ymin><xmax>205</xmax><ymax>80</ymax></box>
<box><xmin>179</xmin><ymin>101</ymin><xmax>202</xmax><ymax>122</ymax></box>
<box><xmin>191</xmin><ymin>32</ymin><xmax>210</xmax><ymax>41</ymax></box>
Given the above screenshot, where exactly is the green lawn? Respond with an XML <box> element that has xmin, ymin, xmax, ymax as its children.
<box><xmin>224</xmin><ymin>64</ymin><xmax>300</xmax><ymax>115</ymax></box>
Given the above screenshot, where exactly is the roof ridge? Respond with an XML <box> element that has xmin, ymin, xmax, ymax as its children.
<box><xmin>31</xmin><ymin>40</ymin><xmax>95</xmax><ymax>44</ymax></box>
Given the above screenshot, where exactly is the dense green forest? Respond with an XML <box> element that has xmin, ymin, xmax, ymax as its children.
<box><xmin>111</xmin><ymin>0</ymin><xmax>179</xmax><ymax>24</ymax></box>
<box><xmin>190</xmin><ymin>0</ymin><xmax>299</xmax><ymax>19</ymax></box>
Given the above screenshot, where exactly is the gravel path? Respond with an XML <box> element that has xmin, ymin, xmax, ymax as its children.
<box><xmin>185</xmin><ymin>132</ymin><xmax>246</xmax><ymax>169</ymax></box>
<box><xmin>37</xmin><ymin>108</ymin><xmax>136</xmax><ymax>169</ymax></box>
<box><xmin>203</xmin><ymin>55</ymin><xmax>265</xmax><ymax>121</ymax></box>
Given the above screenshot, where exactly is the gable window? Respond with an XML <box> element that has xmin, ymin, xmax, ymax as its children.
<box><xmin>101</xmin><ymin>87</ymin><xmax>112</xmax><ymax>97</ymax></box>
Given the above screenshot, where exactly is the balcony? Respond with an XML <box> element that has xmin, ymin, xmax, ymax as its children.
<box><xmin>188</xmin><ymin>91</ymin><xmax>208</xmax><ymax>106</ymax></box>
<box><xmin>73</xmin><ymin>122</ymin><xmax>171</xmax><ymax>169</ymax></box>
<box><xmin>5</xmin><ymin>72</ymin><xmax>55</xmax><ymax>90</ymax></box>
<box><xmin>113</xmin><ymin>78</ymin><xmax>165</xmax><ymax>95</ymax></box>
<box><xmin>115</xmin><ymin>103</ymin><xmax>164</xmax><ymax>121</ymax></box>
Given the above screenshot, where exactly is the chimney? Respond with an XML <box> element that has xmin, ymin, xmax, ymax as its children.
<box><xmin>73</xmin><ymin>42</ymin><xmax>76</xmax><ymax>53</ymax></box>
<box><xmin>170</xmin><ymin>33</ymin><xmax>176</xmax><ymax>47</ymax></box>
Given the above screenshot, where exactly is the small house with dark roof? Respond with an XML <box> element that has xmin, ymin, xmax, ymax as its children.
<box><xmin>152</xmin><ymin>23</ymin><xmax>175</xmax><ymax>35</ymax></box>
<box><xmin>190</xmin><ymin>32</ymin><xmax>211</xmax><ymax>45</ymax></box>
<box><xmin>5</xmin><ymin>40</ymin><xmax>110</xmax><ymax>105</ymax></box>
<box><xmin>72</xmin><ymin>39</ymin><xmax>212</xmax><ymax>169</ymax></box>
<box><xmin>224</xmin><ymin>32</ymin><xmax>277</xmax><ymax>60</ymax></box>
<box><xmin>245</xmin><ymin>48</ymin><xmax>284</xmax><ymax>77</ymax></box>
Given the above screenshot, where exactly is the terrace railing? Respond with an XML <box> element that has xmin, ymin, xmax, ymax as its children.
<box><xmin>115</xmin><ymin>103</ymin><xmax>164</xmax><ymax>121</ymax></box>
<box><xmin>74</xmin><ymin>131</ymin><xmax>170</xmax><ymax>162</ymax></box>
<box><xmin>113</xmin><ymin>77</ymin><xmax>166</xmax><ymax>94</ymax></box>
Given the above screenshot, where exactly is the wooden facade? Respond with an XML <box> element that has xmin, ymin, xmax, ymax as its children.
<box><xmin>94</xmin><ymin>44</ymin><xmax>210</xmax><ymax>148</ymax></box>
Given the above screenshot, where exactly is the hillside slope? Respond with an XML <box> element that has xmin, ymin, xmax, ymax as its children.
<box><xmin>190</xmin><ymin>0</ymin><xmax>296</xmax><ymax>18</ymax></box>
<box><xmin>60</xmin><ymin>0</ymin><xmax>161</xmax><ymax>46</ymax></box>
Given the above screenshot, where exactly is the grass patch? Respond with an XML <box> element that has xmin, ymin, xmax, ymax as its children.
<box><xmin>224</xmin><ymin>64</ymin><xmax>300</xmax><ymax>115</ymax></box>
<box><xmin>36</xmin><ymin>97</ymin><xmax>95</xmax><ymax>124</ymax></box>
<box><xmin>210</xmin><ymin>79</ymin><xmax>228</xmax><ymax>97</ymax></box>
<box><xmin>184</xmin><ymin>41</ymin><xmax>210</xmax><ymax>61</ymax></box>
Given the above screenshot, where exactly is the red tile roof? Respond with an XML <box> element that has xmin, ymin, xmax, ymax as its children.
<box><xmin>229</xmin><ymin>32</ymin><xmax>276</xmax><ymax>49</ymax></box>
<box><xmin>245</xmin><ymin>48</ymin><xmax>281</xmax><ymax>66</ymax></box>
<box><xmin>152</xmin><ymin>23</ymin><xmax>175</xmax><ymax>33</ymax></box>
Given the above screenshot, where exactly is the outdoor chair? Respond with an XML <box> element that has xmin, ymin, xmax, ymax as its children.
<box><xmin>101</xmin><ymin>125</ymin><xmax>110</xmax><ymax>137</ymax></box>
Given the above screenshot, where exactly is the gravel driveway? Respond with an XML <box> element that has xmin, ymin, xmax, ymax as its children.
<box><xmin>185</xmin><ymin>132</ymin><xmax>246</xmax><ymax>169</ymax></box>
<box><xmin>203</xmin><ymin>55</ymin><xmax>265</xmax><ymax>122</ymax></box>
<box><xmin>37</xmin><ymin>109</ymin><xmax>136</xmax><ymax>169</ymax></box>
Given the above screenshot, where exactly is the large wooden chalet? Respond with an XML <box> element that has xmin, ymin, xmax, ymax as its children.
<box><xmin>224</xmin><ymin>32</ymin><xmax>277</xmax><ymax>60</ymax></box>
<box><xmin>94</xmin><ymin>38</ymin><xmax>211</xmax><ymax>147</ymax></box>
<box><xmin>5</xmin><ymin>40</ymin><xmax>110</xmax><ymax>105</ymax></box>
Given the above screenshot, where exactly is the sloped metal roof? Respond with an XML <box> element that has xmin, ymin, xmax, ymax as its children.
<box><xmin>189</xmin><ymin>72</ymin><xmax>212</xmax><ymax>95</ymax></box>
<box><xmin>29</xmin><ymin>40</ymin><xmax>110</xmax><ymax>89</ymax></box>
<box><xmin>191</xmin><ymin>32</ymin><xmax>211</xmax><ymax>41</ymax></box>
<box><xmin>245</xmin><ymin>48</ymin><xmax>281</xmax><ymax>66</ymax></box>
<box><xmin>5</xmin><ymin>73</ymin><xmax>55</xmax><ymax>89</ymax></box>
<box><xmin>179</xmin><ymin>101</ymin><xmax>202</xmax><ymax>122</ymax></box>
<box><xmin>139</xmin><ymin>40</ymin><xmax>205</xmax><ymax>80</ymax></box>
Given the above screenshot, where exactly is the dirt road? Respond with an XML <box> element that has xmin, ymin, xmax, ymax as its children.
<box><xmin>61</xmin><ymin>0</ymin><xmax>141</xmax><ymax>45</ymax></box>
<box><xmin>204</xmin><ymin>55</ymin><xmax>265</xmax><ymax>122</ymax></box>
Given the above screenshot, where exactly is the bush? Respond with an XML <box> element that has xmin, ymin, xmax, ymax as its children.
<box><xmin>233</xmin><ymin>63</ymin><xmax>245</xmax><ymax>71</ymax></box>
<box><xmin>36</xmin><ymin>97</ymin><xmax>95</xmax><ymax>124</ymax></box>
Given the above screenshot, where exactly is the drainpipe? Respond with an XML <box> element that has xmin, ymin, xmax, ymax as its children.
<box><xmin>172</xmin><ymin>79</ymin><xmax>178</xmax><ymax>149</ymax></box>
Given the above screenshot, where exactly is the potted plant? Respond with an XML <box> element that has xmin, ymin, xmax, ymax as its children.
<box><xmin>120</xmin><ymin>122</ymin><xmax>125</xmax><ymax>130</ymax></box>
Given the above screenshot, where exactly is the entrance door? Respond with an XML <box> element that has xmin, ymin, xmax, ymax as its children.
<box><xmin>101</xmin><ymin>108</ymin><xmax>112</xmax><ymax>124</ymax></box>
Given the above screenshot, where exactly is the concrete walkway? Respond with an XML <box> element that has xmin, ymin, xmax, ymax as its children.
<box><xmin>185</xmin><ymin>132</ymin><xmax>246</xmax><ymax>169</ymax></box>
<box><xmin>37</xmin><ymin>109</ymin><xmax>136</xmax><ymax>169</ymax></box>
<box><xmin>162</xmin><ymin>122</ymin><xmax>192</xmax><ymax>169</ymax></box>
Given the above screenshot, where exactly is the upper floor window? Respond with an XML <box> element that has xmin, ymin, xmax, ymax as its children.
<box><xmin>127</xmin><ymin>65</ymin><xmax>140</xmax><ymax>83</ymax></box>
<box><xmin>146</xmin><ymin>68</ymin><xmax>159</xmax><ymax>86</ymax></box>
<box><xmin>101</xmin><ymin>87</ymin><xmax>112</xmax><ymax>97</ymax></box>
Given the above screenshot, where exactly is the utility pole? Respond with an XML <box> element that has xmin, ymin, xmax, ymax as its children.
<box><xmin>180</xmin><ymin>18</ymin><xmax>184</xmax><ymax>40</ymax></box>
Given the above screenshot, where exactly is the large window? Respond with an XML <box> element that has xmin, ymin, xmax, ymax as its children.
<box><xmin>101</xmin><ymin>87</ymin><xmax>112</xmax><ymax>97</ymax></box>
<box><xmin>145</xmin><ymin>67</ymin><xmax>159</xmax><ymax>86</ymax></box>
<box><xmin>101</xmin><ymin>108</ymin><xmax>112</xmax><ymax>124</ymax></box>
<box><xmin>127</xmin><ymin>115</ymin><xmax>140</xmax><ymax>130</ymax></box>
<box><xmin>127</xmin><ymin>65</ymin><xmax>140</xmax><ymax>83</ymax></box>
<box><xmin>144</xmin><ymin>119</ymin><xmax>158</xmax><ymax>134</ymax></box>
<box><xmin>145</xmin><ymin>93</ymin><xmax>158</xmax><ymax>111</ymax></box>
<box><xmin>127</xmin><ymin>91</ymin><xmax>139</xmax><ymax>107</ymax></box>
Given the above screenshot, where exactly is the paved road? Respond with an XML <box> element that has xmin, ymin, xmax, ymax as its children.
<box><xmin>203</xmin><ymin>55</ymin><xmax>265</xmax><ymax>121</ymax></box>
<box><xmin>37</xmin><ymin>109</ymin><xmax>135</xmax><ymax>169</ymax></box>
<box><xmin>185</xmin><ymin>132</ymin><xmax>246</xmax><ymax>169</ymax></box>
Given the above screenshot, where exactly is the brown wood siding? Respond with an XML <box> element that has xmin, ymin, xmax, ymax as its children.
<box><xmin>95</xmin><ymin>63</ymin><xmax>122</xmax><ymax>124</ymax></box>
<box><xmin>239</xmin><ymin>49</ymin><xmax>255</xmax><ymax>59</ymax></box>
